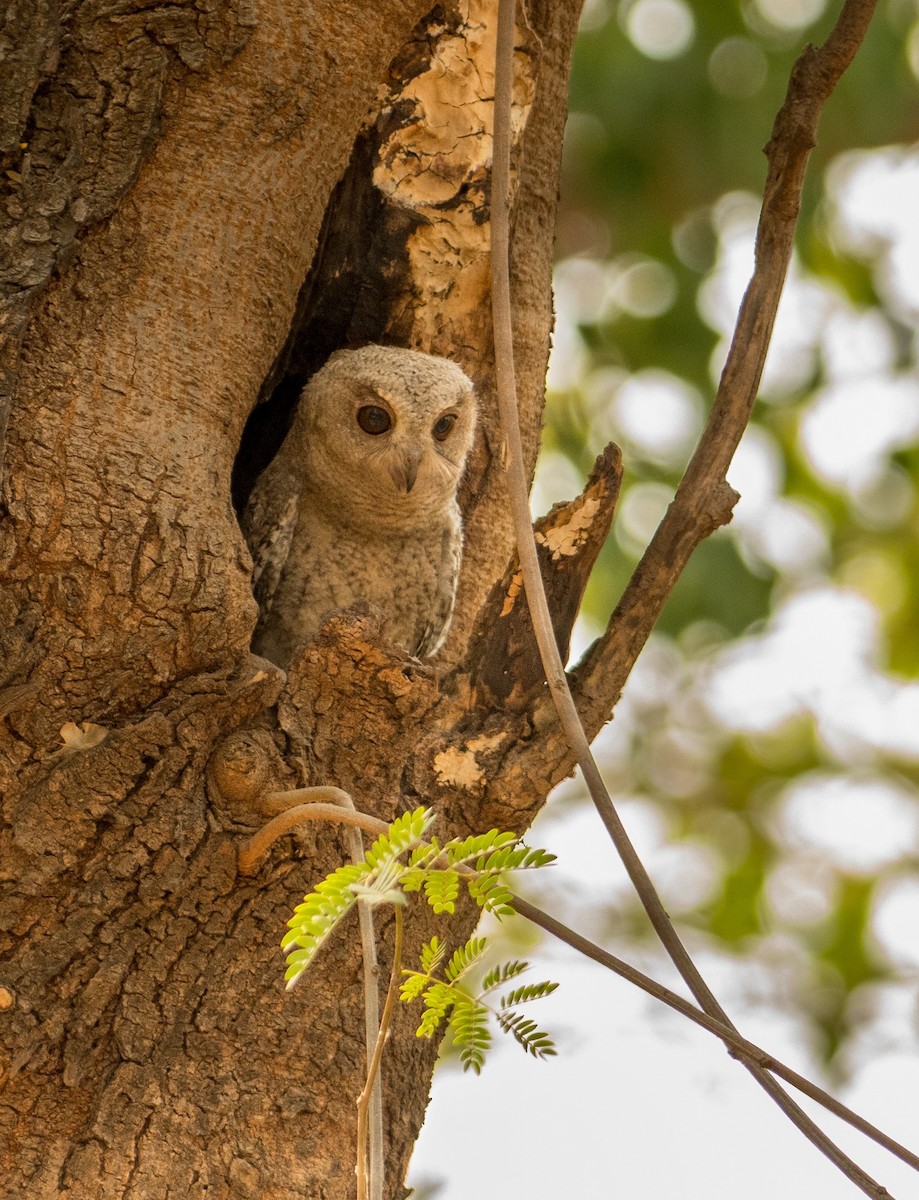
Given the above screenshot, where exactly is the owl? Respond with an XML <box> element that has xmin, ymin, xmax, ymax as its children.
<box><xmin>242</xmin><ymin>345</ymin><xmax>477</xmax><ymax>666</ymax></box>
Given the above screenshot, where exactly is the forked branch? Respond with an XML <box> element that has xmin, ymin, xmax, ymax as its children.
<box><xmin>491</xmin><ymin>0</ymin><xmax>892</xmax><ymax>1195</ymax></box>
<box><xmin>572</xmin><ymin>0</ymin><xmax>880</xmax><ymax>724</ymax></box>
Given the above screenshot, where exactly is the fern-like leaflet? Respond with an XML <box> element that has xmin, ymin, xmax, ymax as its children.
<box><xmin>407</xmin><ymin>831</ymin><xmax>556</xmax><ymax>917</ymax></box>
<box><xmin>400</xmin><ymin>934</ymin><xmax>557</xmax><ymax>1071</ymax></box>
<box><xmin>480</xmin><ymin>960</ymin><xmax>529</xmax><ymax>993</ymax></box>
<box><xmin>496</xmin><ymin>1010</ymin><xmax>557</xmax><ymax>1059</ymax></box>
<box><xmin>500</xmin><ymin>981</ymin><xmax>559</xmax><ymax>1007</ymax></box>
<box><xmin>281</xmin><ymin>802</ymin><xmax>558</xmax><ymax>1063</ymax></box>
<box><xmin>445</xmin><ymin>936</ymin><xmax>489</xmax><ymax>982</ymax></box>
<box><xmin>422</xmin><ymin>869</ymin><xmax>460</xmax><ymax>914</ymax></box>
<box><xmin>450</xmin><ymin>997</ymin><xmax>491</xmax><ymax>1074</ymax></box>
<box><xmin>282</xmin><ymin>862</ymin><xmax>370</xmax><ymax>987</ymax></box>
<box><xmin>283</xmin><ymin>806</ymin><xmax>434</xmax><ymax>988</ymax></box>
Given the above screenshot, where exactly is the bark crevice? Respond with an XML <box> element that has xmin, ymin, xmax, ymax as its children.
<box><xmin>1</xmin><ymin>0</ymin><xmax>586</xmax><ymax>1195</ymax></box>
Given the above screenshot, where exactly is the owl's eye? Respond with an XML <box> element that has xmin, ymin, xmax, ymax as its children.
<box><xmin>432</xmin><ymin>413</ymin><xmax>457</xmax><ymax>442</ymax></box>
<box><xmin>357</xmin><ymin>405</ymin><xmax>392</xmax><ymax>435</ymax></box>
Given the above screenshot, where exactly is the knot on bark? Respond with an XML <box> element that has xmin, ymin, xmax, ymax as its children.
<box><xmin>207</xmin><ymin>728</ymin><xmax>283</xmax><ymax>822</ymax></box>
<box><xmin>702</xmin><ymin>479</ymin><xmax>740</xmax><ymax>534</ymax></box>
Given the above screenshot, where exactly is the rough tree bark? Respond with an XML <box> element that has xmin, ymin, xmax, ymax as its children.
<box><xmin>0</xmin><ymin>1</ymin><xmax>622</xmax><ymax>1196</ymax></box>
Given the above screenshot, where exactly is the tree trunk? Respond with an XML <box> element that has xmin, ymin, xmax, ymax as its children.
<box><xmin>0</xmin><ymin>1</ymin><xmax>600</xmax><ymax>1196</ymax></box>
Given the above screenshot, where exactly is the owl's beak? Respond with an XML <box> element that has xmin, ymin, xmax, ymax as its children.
<box><xmin>390</xmin><ymin>448</ymin><xmax>422</xmax><ymax>494</ymax></box>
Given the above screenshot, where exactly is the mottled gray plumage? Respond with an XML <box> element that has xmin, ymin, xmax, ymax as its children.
<box><xmin>242</xmin><ymin>345</ymin><xmax>476</xmax><ymax>666</ymax></box>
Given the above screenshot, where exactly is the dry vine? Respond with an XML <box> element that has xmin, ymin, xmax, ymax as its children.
<box><xmin>235</xmin><ymin>793</ymin><xmax>919</xmax><ymax>1177</ymax></box>
<box><xmin>491</xmin><ymin>0</ymin><xmax>902</xmax><ymax>1196</ymax></box>
<box><xmin>206</xmin><ymin>3</ymin><xmax>908</xmax><ymax>1196</ymax></box>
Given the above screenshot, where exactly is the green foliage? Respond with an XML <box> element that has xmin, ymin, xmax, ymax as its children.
<box><xmin>281</xmin><ymin>806</ymin><xmax>559</xmax><ymax>1072</ymax></box>
<box><xmin>365</xmin><ymin>807</ymin><xmax>437</xmax><ymax>868</ymax></box>
<box><xmin>496</xmin><ymin>1011</ymin><xmax>557</xmax><ymax>1059</ymax></box>
<box><xmin>401</xmin><ymin>935</ymin><xmax>557</xmax><ymax>1074</ymax></box>
<box><xmin>445</xmin><ymin>937</ymin><xmax>489</xmax><ymax>982</ymax></box>
<box><xmin>283</xmin><ymin>807</ymin><xmax>435</xmax><ymax>988</ymax></box>
<box><xmin>480</xmin><ymin>960</ymin><xmax>529</xmax><ymax>992</ymax></box>
<box><xmin>422</xmin><ymin>870</ymin><xmax>460</xmax><ymax>915</ymax></box>
<box><xmin>283</xmin><ymin>807</ymin><xmax>554</xmax><ymax>992</ymax></box>
<box><xmin>545</xmin><ymin>0</ymin><xmax>919</xmax><ymax>1065</ymax></box>
<box><xmin>449</xmin><ymin>997</ymin><xmax>491</xmax><ymax>1074</ymax></box>
<box><xmin>402</xmin><ymin>829</ymin><xmax>555</xmax><ymax>919</ymax></box>
<box><xmin>281</xmin><ymin>862</ymin><xmax>370</xmax><ymax>988</ymax></box>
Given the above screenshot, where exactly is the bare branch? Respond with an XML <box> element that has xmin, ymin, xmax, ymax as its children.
<box><xmin>357</xmin><ymin>905</ymin><xmax>404</xmax><ymax>1200</ymax></box>
<box><xmin>491</xmin><ymin>0</ymin><xmax>889</xmax><ymax>1194</ymax></box>
<box><xmin>511</xmin><ymin>894</ymin><xmax>919</xmax><ymax>1178</ymax></box>
<box><xmin>572</xmin><ymin>0</ymin><xmax>880</xmax><ymax>726</ymax></box>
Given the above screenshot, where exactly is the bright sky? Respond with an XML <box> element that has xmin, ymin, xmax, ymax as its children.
<box><xmin>407</xmin><ymin>135</ymin><xmax>919</xmax><ymax>1200</ymax></box>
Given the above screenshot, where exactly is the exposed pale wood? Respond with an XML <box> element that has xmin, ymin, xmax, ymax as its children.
<box><xmin>467</xmin><ymin>444</ymin><xmax>621</xmax><ymax>711</ymax></box>
<box><xmin>0</xmin><ymin>1</ymin><xmax>585</xmax><ymax>1196</ymax></box>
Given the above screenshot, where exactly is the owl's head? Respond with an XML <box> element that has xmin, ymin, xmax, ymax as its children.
<box><xmin>298</xmin><ymin>345</ymin><xmax>477</xmax><ymax>527</ymax></box>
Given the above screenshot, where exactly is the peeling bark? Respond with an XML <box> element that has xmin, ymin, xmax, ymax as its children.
<box><xmin>468</xmin><ymin>443</ymin><xmax>621</xmax><ymax>711</ymax></box>
<box><xmin>0</xmin><ymin>1</ymin><xmax>588</xmax><ymax>1197</ymax></box>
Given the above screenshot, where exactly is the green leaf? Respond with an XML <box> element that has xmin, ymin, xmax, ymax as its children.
<box><xmin>399</xmin><ymin>867</ymin><xmax>424</xmax><ymax>894</ymax></box>
<box><xmin>281</xmin><ymin>862</ymin><xmax>370</xmax><ymax>988</ymax></box>
<box><xmin>416</xmin><ymin>982</ymin><xmax>454</xmax><ymax>1038</ymax></box>
<box><xmin>409</xmin><ymin>837</ymin><xmax>441</xmax><ymax>868</ymax></box>
<box><xmin>449</xmin><ymin>997</ymin><xmax>491</xmax><ymax>1074</ymax></box>
<box><xmin>518</xmin><ymin>847</ymin><xmax>557</xmax><ymax>869</ymax></box>
<box><xmin>423</xmin><ymin>869</ymin><xmax>460</xmax><ymax>914</ymax></box>
<box><xmin>496</xmin><ymin>1010</ymin><xmax>557</xmax><ymax>1059</ymax></box>
<box><xmin>480</xmin><ymin>960</ymin><xmax>529</xmax><ymax>994</ymax></box>
<box><xmin>282</xmin><ymin>807</ymin><xmax>438</xmax><ymax>990</ymax></box>
<box><xmin>445</xmin><ymin>829</ymin><xmax>519</xmax><ymax>867</ymax></box>
<box><xmin>500</xmin><ymin>981</ymin><xmax>559</xmax><ymax>1007</ymax></box>
<box><xmin>445</xmin><ymin>936</ymin><xmax>489</xmax><ymax>983</ymax></box>
<box><xmin>399</xmin><ymin>973</ymin><xmax>429</xmax><ymax>1003</ymax></box>
<box><xmin>364</xmin><ymin>806</ymin><xmax>435</xmax><ymax>870</ymax></box>
<box><xmin>419</xmin><ymin>936</ymin><xmax>447</xmax><ymax>975</ymax></box>
<box><xmin>466</xmin><ymin>873</ymin><xmax>514</xmax><ymax>915</ymax></box>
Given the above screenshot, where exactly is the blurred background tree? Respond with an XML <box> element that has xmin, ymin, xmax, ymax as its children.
<box><xmin>536</xmin><ymin>0</ymin><xmax>919</xmax><ymax>1072</ymax></box>
<box><xmin>410</xmin><ymin>5</ymin><xmax>919</xmax><ymax>1197</ymax></box>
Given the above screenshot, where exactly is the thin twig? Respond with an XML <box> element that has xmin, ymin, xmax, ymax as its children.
<box><xmin>237</xmin><ymin>797</ymin><xmax>387</xmax><ymax>875</ymax></box>
<box><xmin>491</xmin><ymin>0</ymin><xmax>890</xmax><ymax>1195</ymax></box>
<box><xmin>509</xmin><ymin>893</ymin><xmax>919</xmax><ymax>1176</ymax></box>
<box><xmin>357</xmin><ymin>904</ymin><xmax>405</xmax><ymax>1196</ymax></box>
<box><xmin>575</xmin><ymin>0</ymin><xmax>880</xmax><ymax>720</ymax></box>
<box><xmin>338</xmin><ymin>797</ymin><xmax>385</xmax><ymax>1200</ymax></box>
<box><xmin>241</xmin><ymin>797</ymin><xmax>918</xmax><ymax>1175</ymax></box>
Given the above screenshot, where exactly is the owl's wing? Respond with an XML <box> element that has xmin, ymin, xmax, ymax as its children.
<box><xmin>241</xmin><ymin>463</ymin><xmax>300</xmax><ymax>617</ymax></box>
<box><xmin>414</xmin><ymin>519</ymin><xmax>463</xmax><ymax>658</ymax></box>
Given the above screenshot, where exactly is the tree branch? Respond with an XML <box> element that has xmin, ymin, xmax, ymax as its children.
<box><xmin>357</xmin><ymin>905</ymin><xmax>404</xmax><ymax>1200</ymax></box>
<box><xmin>571</xmin><ymin>0</ymin><xmax>879</xmax><ymax>729</ymax></box>
<box><xmin>491</xmin><ymin>0</ymin><xmax>889</xmax><ymax>1194</ymax></box>
<box><xmin>237</xmin><ymin>791</ymin><xmax>387</xmax><ymax>876</ymax></box>
<box><xmin>234</xmin><ymin>793</ymin><xmax>919</xmax><ymax>1180</ymax></box>
<box><xmin>510</xmin><ymin>894</ymin><xmax>919</xmax><ymax>1177</ymax></box>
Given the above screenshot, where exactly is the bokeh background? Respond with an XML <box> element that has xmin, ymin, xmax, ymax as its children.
<box><xmin>409</xmin><ymin>1</ymin><xmax>919</xmax><ymax>1195</ymax></box>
